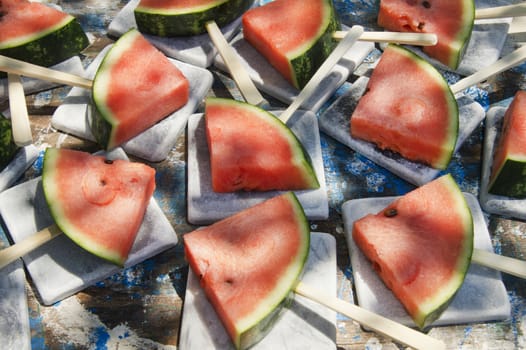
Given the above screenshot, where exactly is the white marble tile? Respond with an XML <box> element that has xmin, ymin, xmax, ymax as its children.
<box><xmin>186</xmin><ymin>111</ymin><xmax>328</xmax><ymax>225</ymax></box>
<box><xmin>342</xmin><ymin>194</ymin><xmax>511</xmax><ymax>328</ymax></box>
<box><xmin>213</xmin><ymin>29</ymin><xmax>374</xmax><ymax>113</ymax></box>
<box><xmin>479</xmin><ymin>105</ymin><xmax>526</xmax><ymax>220</ymax></box>
<box><xmin>179</xmin><ymin>232</ymin><xmax>337</xmax><ymax>350</ymax></box>
<box><xmin>107</xmin><ymin>0</ymin><xmax>255</xmax><ymax>68</ymax></box>
<box><xmin>318</xmin><ymin>76</ymin><xmax>486</xmax><ymax>186</ymax></box>
<box><xmin>0</xmin><ymin>148</ymin><xmax>178</xmax><ymax>305</ymax></box>
<box><xmin>51</xmin><ymin>45</ymin><xmax>213</xmax><ymax>162</ymax></box>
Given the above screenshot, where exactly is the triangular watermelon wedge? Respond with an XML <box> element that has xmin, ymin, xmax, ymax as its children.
<box><xmin>205</xmin><ymin>97</ymin><xmax>319</xmax><ymax>192</ymax></box>
<box><xmin>0</xmin><ymin>0</ymin><xmax>89</xmax><ymax>70</ymax></box>
<box><xmin>90</xmin><ymin>29</ymin><xmax>190</xmax><ymax>150</ymax></box>
<box><xmin>42</xmin><ymin>147</ymin><xmax>156</xmax><ymax>266</ymax></box>
<box><xmin>377</xmin><ymin>0</ymin><xmax>475</xmax><ymax>70</ymax></box>
<box><xmin>352</xmin><ymin>174</ymin><xmax>474</xmax><ymax>329</ymax></box>
<box><xmin>350</xmin><ymin>44</ymin><xmax>458</xmax><ymax>170</ymax></box>
<box><xmin>184</xmin><ymin>192</ymin><xmax>310</xmax><ymax>349</ymax></box>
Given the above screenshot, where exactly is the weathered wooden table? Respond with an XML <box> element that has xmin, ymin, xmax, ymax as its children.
<box><xmin>0</xmin><ymin>1</ymin><xmax>525</xmax><ymax>349</ymax></box>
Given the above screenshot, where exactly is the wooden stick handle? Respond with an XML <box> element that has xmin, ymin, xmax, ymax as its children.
<box><xmin>206</xmin><ymin>21</ymin><xmax>270</xmax><ymax>109</ymax></box>
<box><xmin>0</xmin><ymin>55</ymin><xmax>92</xmax><ymax>89</ymax></box>
<box><xmin>472</xmin><ymin>248</ymin><xmax>526</xmax><ymax>279</ymax></box>
<box><xmin>475</xmin><ymin>3</ymin><xmax>526</xmax><ymax>20</ymax></box>
<box><xmin>279</xmin><ymin>25</ymin><xmax>364</xmax><ymax>124</ymax></box>
<box><xmin>450</xmin><ymin>44</ymin><xmax>526</xmax><ymax>94</ymax></box>
<box><xmin>7</xmin><ymin>73</ymin><xmax>33</xmax><ymax>146</ymax></box>
<box><xmin>334</xmin><ymin>31</ymin><xmax>438</xmax><ymax>46</ymax></box>
<box><xmin>294</xmin><ymin>281</ymin><xmax>446</xmax><ymax>350</ymax></box>
<box><xmin>0</xmin><ymin>224</ymin><xmax>62</xmax><ymax>270</ymax></box>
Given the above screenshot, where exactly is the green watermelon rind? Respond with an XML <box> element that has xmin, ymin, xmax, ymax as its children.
<box><xmin>41</xmin><ymin>148</ymin><xmax>126</xmax><ymax>266</ymax></box>
<box><xmin>206</xmin><ymin>97</ymin><xmax>320</xmax><ymax>190</ymax></box>
<box><xmin>411</xmin><ymin>174</ymin><xmax>474</xmax><ymax>329</ymax></box>
<box><xmin>488</xmin><ymin>157</ymin><xmax>526</xmax><ymax>198</ymax></box>
<box><xmin>134</xmin><ymin>0</ymin><xmax>253</xmax><ymax>37</ymax></box>
<box><xmin>90</xmin><ymin>29</ymin><xmax>139</xmax><ymax>150</ymax></box>
<box><xmin>0</xmin><ymin>115</ymin><xmax>20</xmax><ymax>170</ymax></box>
<box><xmin>0</xmin><ymin>15</ymin><xmax>89</xmax><ymax>70</ymax></box>
<box><xmin>390</xmin><ymin>44</ymin><xmax>459</xmax><ymax>170</ymax></box>
<box><xmin>235</xmin><ymin>192</ymin><xmax>311</xmax><ymax>349</ymax></box>
<box><xmin>440</xmin><ymin>0</ymin><xmax>475</xmax><ymax>70</ymax></box>
<box><xmin>287</xmin><ymin>0</ymin><xmax>341</xmax><ymax>89</ymax></box>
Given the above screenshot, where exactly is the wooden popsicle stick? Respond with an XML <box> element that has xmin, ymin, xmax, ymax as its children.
<box><xmin>294</xmin><ymin>281</ymin><xmax>446</xmax><ymax>350</ymax></box>
<box><xmin>472</xmin><ymin>249</ymin><xmax>526</xmax><ymax>279</ymax></box>
<box><xmin>7</xmin><ymin>73</ymin><xmax>33</xmax><ymax>146</ymax></box>
<box><xmin>206</xmin><ymin>21</ymin><xmax>270</xmax><ymax>109</ymax></box>
<box><xmin>475</xmin><ymin>3</ymin><xmax>526</xmax><ymax>20</ymax></box>
<box><xmin>279</xmin><ymin>25</ymin><xmax>364</xmax><ymax>124</ymax></box>
<box><xmin>450</xmin><ymin>44</ymin><xmax>526</xmax><ymax>94</ymax></box>
<box><xmin>334</xmin><ymin>31</ymin><xmax>438</xmax><ymax>46</ymax></box>
<box><xmin>0</xmin><ymin>55</ymin><xmax>92</xmax><ymax>89</ymax></box>
<box><xmin>0</xmin><ymin>224</ymin><xmax>62</xmax><ymax>270</ymax></box>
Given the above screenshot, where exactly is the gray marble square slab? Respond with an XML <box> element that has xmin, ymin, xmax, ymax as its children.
<box><xmin>186</xmin><ymin>111</ymin><xmax>328</xmax><ymax>225</ymax></box>
<box><xmin>179</xmin><ymin>232</ymin><xmax>337</xmax><ymax>350</ymax></box>
<box><xmin>0</xmin><ymin>148</ymin><xmax>178</xmax><ymax>305</ymax></box>
<box><xmin>342</xmin><ymin>194</ymin><xmax>511</xmax><ymax>328</ymax></box>
<box><xmin>0</xmin><ymin>143</ymin><xmax>40</xmax><ymax>192</ymax></box>
<box><xmin>479</xmin><ymin>105</ymin><xmax>526</xmax><ymax>220</ymax></box>
<box><xmin>213</xmin><ymin>31</ymin><xmax>374</xmax><ymax>113</ymax></box>
<box><xmin>318</xmin><ymin>76</ymin><xmax>486</xmax><ymax>186</ymax></box>
<box><xmin>51</xmin><ymin>45</ymin><xmax>213</xmax><ymax>162</ymax></box>
<box><xmin>108</xmin><ymin>0</ymin><xmax>255</xmax><ymax>68</ymax></box>
<box><xmin>0</xmin><ymin>260</ymin><xmax>30</xmax><ymax>350</ymax></box>
<box><xmin>0</xmin><ymin>56</ymin><xmax>85</xmax><ymax>103</ymax></box>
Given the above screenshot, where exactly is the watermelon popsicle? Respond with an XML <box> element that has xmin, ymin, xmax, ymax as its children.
<box><xmin>0</xmin><ymin>29</ymin><xmax>190</xmax><ymax>151</ymax></box>
<box><xmin>376</xmin><ymin>1</ymin><xmax>526</xmax><ymax>70</ymax></box>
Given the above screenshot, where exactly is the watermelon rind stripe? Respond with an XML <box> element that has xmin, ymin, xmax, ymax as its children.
<box><xmin>0</xmin><ymin>116</ymin><xmax>19</xmax><ymax>170</ymax></box>
<box><xmin>413</xmin><ymin>175</ymin><xmax>474</xmax><ymax>329</ymax></box>
<box><xmin>134</xmin><ymin>0</ymin><xmax>253</xmax><ymax>37</ymax></box>
<box><xmin>0</xmin><ymin>15</ymin><xmax>89</xmax><ymax>68</ymax></box>
<box><xmin>42</xmin><ymin>148</ymin><xmax>126</xmax><ymax>266</ymax></box>
<box><xmin>207</xmin><ymin>97</ymin><xmax>320</xmax><ymax>190</ymax></box>
<box><xmin>235</xmin><ymin>192</ymin><xmax>311</xmax><ymax>349</ymax></box>
<box><xmin>287</xmin><ymin>0</ymin><xmax>341</xmax><ymax>89</ymax></box>
<box><xmin>390</xmin><ymin>44</ymin><xmax>458</xmax><ymax>169</ymax></box>
<box><xmin>489</xmin><ymin>157</ymin><xmax>526</xmax><ymax>198</ymax></box>
<box><xmin>90</xmin><ymin>29</ymin><xmax>140</xmax><ymax>150</ymax></box>
<box><xmin>447</xmin><ymin>0</ymin><xmax>475</xmax><ymax>70</ymax></box>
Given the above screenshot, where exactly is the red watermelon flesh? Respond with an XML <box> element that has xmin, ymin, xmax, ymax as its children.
<box><xmin>0</xmin><ymin>0</ymin><xmax>70</xmax><ymax>45</ymax></box>
<box><xmin>488</xmin><ymin>91</ymin><xmax>526</xmax><ymax>197</ymax></box>
<box><xmin>205</xmin><ymin>97</ymin><xmax>319</xmax><ymax>192</ymax></box>
<box><xmin>350</xmin><ymin>44</ymin><xmax>458</xmax><ymax>170</ymax></box>
<box><xmin>377</xmin><ymin>0</ymin><xmax>475</xmax><ymax>70</ymax></box>
<box><xmin>184</xmin><ymin>192</ymin><xmax>310</xmax><ymax>349</ymax></box>
<box><xmin>352</xmin><ymin>174</ymin><xmax>473</xmax><ymax>329</ymax></box>
<box><xmin>92</xmin><ymin>29</ymin><xmax>190</xmax><ymax>149</ymax></box>
<box><xmin>42</xmin><ymin>147</ymin><xmax>156</xmax><ymax>266</ymax></box>
<box><xmin>242</xmin><ymin>0</ymin><xmax>339</xmax><ymax>89</ymax></box>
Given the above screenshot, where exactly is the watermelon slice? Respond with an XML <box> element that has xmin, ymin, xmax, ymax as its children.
<box><xmin>352</xmin><ymin>174</ymin><xmax>474</xmax><ymax>329</ymax></box>
<box><xmin>350</xmin><ymin>44</ymin><xmax>458</xmax><ymax>170</ymax></box>
<box><xmin>42</xmin><ymin>147</ymin><xmax>156</xmax><ymax>266</ymax></box>
<box><xmin>377</xmin><ymin>0</ymin><xmax>475</xmax><ymax>70</ymax></box>
<box><xmin>90</xmin><ymin>29</ymin><xmax>190</xmax><ymax>150</ymax></box>
<box><xmin>242</xmin><ymin>0</ymin><xmax>341</xmax><ymax>89</ymax></box>
<box><xmin>184</xmin><ymin>192</ymin><xmax>310</xmax><ymax>349</ymax></box>
<box><xmin>0</xmin><ymin>115</ymin><xmax>19</xmax><ymax>170</ymax></box>
<box><xmin>134</xmin><ymin>0</ymin><xmax>254</xmax><ymax>37</ymax></box>
<box><xmin>488</xmin><ymin>91</ymin><xmax>526</xmax><ymax>198</ymax></box>
<box><xmin>204</xmin><ymin>97</ymin><xmax>319</xmax><ymax>192</ymax></box>
<box><xmin>0</xmin><ymin>0</ymin><xmax>89</xmax><ymax>70</ymax></box>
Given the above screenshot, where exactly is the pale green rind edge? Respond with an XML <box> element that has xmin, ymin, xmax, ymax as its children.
<box><xmin>444</xmin><ymin>0</ymin><xmax>475</xmax><ymax>70</ymax></box>
<box><xmin>206</xmin><ymin>97</ymin><xmax>320</xmax><ymax>189</ymax></box>
<box><xmin>412</xmin><ymin>174</ymin><xmax>474</xmax><ymax>329</ymax></box>
<box><xmin>388</xmin><ymin>44</ymin><xmax>459</xmax><ymax>170</ymax></box>
<box><xmin>41</xmin><ymin>148</ymin><xmax>126</xmax><ymax>266</ymax></box>
<box><xmin>235</xmin><ymin>192</ymin><xmax>311</xmax><ymax>350</ymax></box>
